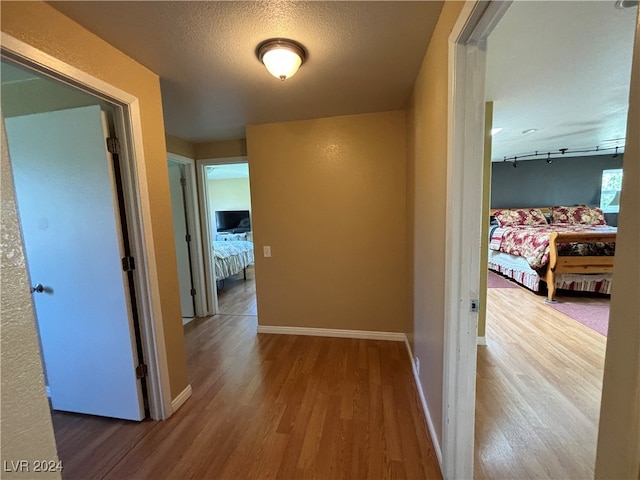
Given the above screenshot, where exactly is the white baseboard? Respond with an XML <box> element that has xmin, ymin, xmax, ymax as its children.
<box><xmin>477</xmin><ymin>336</ymin><xmax>487</xmax><ymax>346</ymax></box>
<box><xmin>403</xmin><ymin>337</ymin><xmax>444</xmax><ymax>470</ymax></box>
<box><xmin>171</xmin><ymin>384</ymin><xmax>192</xmax><ymax>413</ymax></box>
<box><xmin>182</xmin><ymin>317</ymin><xmax>194</xmax><ymax>326</ymax></box>
<box><xmin>257</xmin><ymin>325</ymin><xmax>405</xmax><ymax>341</ymax></box>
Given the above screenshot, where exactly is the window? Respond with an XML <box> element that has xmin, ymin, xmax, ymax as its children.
<box><xmin>600</xmin><ymin>169</ymin><xmax>623</xmax><ymax>213</ymax></box>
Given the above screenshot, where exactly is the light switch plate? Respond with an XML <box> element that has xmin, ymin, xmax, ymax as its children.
<box><xmin>263</xmin><ymin>246</ymin><xmax>271</xmax><ymax>257</ymax></box>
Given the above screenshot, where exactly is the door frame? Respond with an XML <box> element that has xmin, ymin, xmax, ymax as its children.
<box><xmin>442</xmin><ymin>1</ymin><xmax>511</xmax><ymax>477</ymax></box>
<box><xmin>1</xmin><ymin>34</ymin><xmax>173</xmax><ymax>420</ymax></box>
<box><xmin>167</xmin><ymin>153</ymin><xmax>207</xmax><ymax>318</ymax></box>
<box><xmin>196</xmin><ymin>156</ymin><xmax>250</xmax><ymax>316</ymax></box>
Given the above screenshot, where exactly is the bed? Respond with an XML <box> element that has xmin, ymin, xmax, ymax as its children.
<box><xmin>212</xmin><ymin>240</ymin><xmax>254</xmax><ymax>287</ymax></box>
<box><xmin>488</xmin><ymin>206</ymin><xmax>616</xmax><ymax>302</ymax></box>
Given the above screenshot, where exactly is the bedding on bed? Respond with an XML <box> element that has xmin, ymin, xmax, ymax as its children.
<box><xmin>488</xmin><ymin>207</ymin><xmax>616</xmax><ymax>299</ymax></box>
<box><xmin>212</xmin><ymin>240</ymin><xmax>254</xmax><ymax>280</ymax></box>
<box><xmin>490</xmin><ymin>224</ymin><xmax>616</xmax><ymax>270</ymax></box>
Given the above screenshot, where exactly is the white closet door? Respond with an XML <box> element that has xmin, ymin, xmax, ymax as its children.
<box><xmin>168</xmin><ymin>161</ymin><xmax>195</xmax><ymax>319</ymax></box>
<box><xmin>6</xmin><ymin>105</ymin><xmax>145</xmax><ymax>421</ymax></box>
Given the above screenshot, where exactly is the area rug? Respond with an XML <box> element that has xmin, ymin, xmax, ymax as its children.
<box><xmin>487</xmin><ymin>270</ymin><xmax>519</xmax><ymax>289</ymax></box>
<box><xmin>547</xmin><ymin>302</ymin><xmax>609</xmax><ymax>336</ymax></box>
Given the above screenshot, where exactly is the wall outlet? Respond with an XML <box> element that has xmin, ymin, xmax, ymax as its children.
<box><xmin>263</xmin><ymin>245</ymin><xmax>271</xmax><ymax>257</ymax></box>
<box><xmin>415</xmin><ymin>356</ymin><xmax>420</xmax><ymax>376</ymax></box>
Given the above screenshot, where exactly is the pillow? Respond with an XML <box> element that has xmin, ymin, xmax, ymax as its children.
<box><xmin>493</xmin><ymin>208</ymin><xmax>548</xmax><ymax>227</ymax></box>
<box><xmin>551</xmin><ymin>206</ymin><xmax>607</xmax><ymax>225</ymax></box>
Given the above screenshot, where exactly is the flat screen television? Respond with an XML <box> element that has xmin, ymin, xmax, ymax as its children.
<box><xmin>215</xmin><ymin>210</ymin><xmax>251</xmax><ymax>233</ymax></box>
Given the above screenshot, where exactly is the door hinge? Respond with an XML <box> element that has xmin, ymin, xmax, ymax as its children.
<box><xmin>122</xmin><ymin>256</ymin><xmax>136</xmax><ymax>272</ymax></box>
<box><xmin>185</xmin><ymin>234</ymin><xmax>191</xmax><ymax>242</ymax></box>
<box><xmin>180</xmin><ymin>177</ymin><xmax>186</xmax><ymax>187</ymax></box>
<box><xmin>106</xmin><ymin>137</ymin><xmax>121</xmax><ymax>155</ymax></box>
<box><xmin>136</xmin><ymin>363</ymin><xmax>148</xmax><ymax>378</ymax></box>
<box><xmin>190</xmin><ymin>288</ymin><xmax>196</xmax><ymax>296</ymax></box>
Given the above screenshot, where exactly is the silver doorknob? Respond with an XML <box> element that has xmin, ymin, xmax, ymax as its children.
<box><xmin>31</xmin><ymin>283</ymin><xmax>44</xmax><ymax>294</ymax></box>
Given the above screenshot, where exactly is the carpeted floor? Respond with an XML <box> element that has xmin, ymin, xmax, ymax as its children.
<box><xmin>546</xmin><ymin>301</ymin><xmax>610</xmax><ymax>336</ymax></box>
<box><xmin>487</xmin><ymin>270</ymin><xmax>519</xmax><ymax>289</ymax></box>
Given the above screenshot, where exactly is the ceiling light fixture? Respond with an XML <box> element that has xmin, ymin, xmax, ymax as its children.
<box><xmin>256</xmin><ymin>38</ymin><xmax>307</xmax><ymax>81</ymax></box>
<box><xmin>615</xmin><ymin>0</ymin><xmax>638</xmax><ymax>8</ymax></box>
<box><xmin>522</xmin><ymin>128</ymin><xmax>538</xmax><ymax>134</ymax></box>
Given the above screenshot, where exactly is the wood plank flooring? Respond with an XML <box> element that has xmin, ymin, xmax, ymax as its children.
<box><xmin>51</xmin><ymin>268</ymin><xmax>441</xmax><ymax>479</ymax></box>
<box><xmin>475</xmin><ymin>285</ymin><xmax>608</xmax><ymax>479</ymax></box>
<box><xmin>217</xmin><ymin>266</ymin><xmax>257</xmax><ymax>316</ymax></box>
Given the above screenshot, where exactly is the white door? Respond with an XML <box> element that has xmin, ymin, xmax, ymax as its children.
<box><xmin>5</xmin><ymin>105</ymin><xmax>145</xmax><ymax>421</ymax></box>
<box><xmin>168</xmin><ymin>161</ymin><xmax>195</xmax><ymax>319</ymax></box>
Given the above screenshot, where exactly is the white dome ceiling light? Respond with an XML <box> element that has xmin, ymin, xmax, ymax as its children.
<box><xmin>256</xmin><ymin>38</ymin><xmax>307</xmax><ymax>81</ymax></box>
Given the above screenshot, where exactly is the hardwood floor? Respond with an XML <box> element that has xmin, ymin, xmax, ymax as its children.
<box><xmin>51</xmin><ymin>272</ymin><xmax>441</xmax><ymax>479</ymax></box>
<box><xmin>216</xmin><ymin>265</ymin><xmax>257</xmax><ymax>316</ymax></box>
<box><xmin>475</xmin><ymin>285</ymin><xmax>608</xmax><ymax>479</ymax></box>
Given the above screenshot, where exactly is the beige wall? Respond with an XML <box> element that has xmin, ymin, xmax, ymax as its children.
<box><xmin>406</xmin><ymin>1</ymin><xmax>465</xmax><ymax>446</ymax></box>
<box><xmin>165</xmin><ymin>135</ymin><xmax>246</xmax><ymax>161</ymax></box>
<box><xmin>595</xmin><ymin>10</ymin><xmax>640</xmax><ymax>478</ymax></box>
<box><xmin>166</xmin><ymin>134</ymin><xmax>196</xmax><ymax>159</ymax></box>
<box><xmin>247</xmin><ymin>111</ymin><xmax>408</xmax><ymax>333</ymax></box>
<box><xmin>1</xmin><ymin>1</ymin><xmax>189</xmax><ymax>399</ymax></box>
<box><xmin>207</xmin><ymin>177</ymin><xmax>251</xmax><ymax>228</ymax></box>
<box><xmin>195</xmin><ymin>138</ymin><xmax>247</xmax><ymax>159</ymax></box>
<box><xmin>1</xmin><ymin>117</ymin><xmax>61</xmax><ymax>479</ymax></box>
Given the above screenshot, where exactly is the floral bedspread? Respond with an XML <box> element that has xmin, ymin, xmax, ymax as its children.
<box><xmin>490</xmin><ymin>225</ymin><xmax>616</xmax><ymax>270</ymax></box>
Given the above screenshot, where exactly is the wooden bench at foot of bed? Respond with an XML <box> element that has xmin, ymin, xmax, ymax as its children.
<box><xmin>544</xmin><ymin>231</ymin><xmax>616</xmax><ymax>303</ymax></box>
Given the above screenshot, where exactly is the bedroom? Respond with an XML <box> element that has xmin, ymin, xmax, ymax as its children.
<box><xmin>168</xmin><ymin>154</ymin><xmax>257</xmax><ymax>323</ymax></box>
<box><xmin>204</xmin><ymin>162</ymin><xmax>256</xmax><ymax>317</ymax></box>
<box><xmin>475</xmin><ymin>1</ymin><xmax>635</xmax><ymax>477</ymax></box>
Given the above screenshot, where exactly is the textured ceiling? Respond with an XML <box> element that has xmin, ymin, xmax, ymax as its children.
<box><xmin>486</xmin><ymin>1</ymin><xmax>637</xmax><ymax>162</ymax></box>
<box><xmin>49</xmin><ymin>1</ymin><xmax>444</xmax><ymax>142</ymax></box>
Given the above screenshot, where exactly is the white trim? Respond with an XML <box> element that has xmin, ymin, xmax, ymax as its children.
<box><xmin>443</xmin><ymin>2</ymin><xmax>510</xmax><ymax>478</ymax></box>
<box><xmin>1</xmin><ymin>34</ymin><xmax>173</xmax><ymax>421</ymax></box>
<box><xmin>168</xmin><ymin>153</ymin><xmax>207</xmax><ymax>318</ymax></box>
<box><xmin>404</xmin><ymin>337</ymin><xmax>443</xmax><ymax>468</ymax></box>
<box><xmin>196</xmin><ymin>160</ymin><xmax>217</xmax><ymax>316</ymax></box>
<box><xmin>171</xmin><ymin>384</ymin><xmax>193</xmax><ymax>413</ymax></box>
<box><xmin>257</xmin><ymin>325</ymin><xmax>405</xmax><ymax>342</ymax></box>
<box><xmin>476</xmin><ymin>336</ymin><xmax>487</xmax><ymax>346</ymax></box>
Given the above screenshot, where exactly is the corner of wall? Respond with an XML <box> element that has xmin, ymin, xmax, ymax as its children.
<box><xmin>194</xmin><ymin>138</ymin><xmax>247</xmax><ymax>160</ymax></box>
<box><xmin>166</xmin><ymin>133</ymin><xmax>196</xmax><ymax>159</ymax></box>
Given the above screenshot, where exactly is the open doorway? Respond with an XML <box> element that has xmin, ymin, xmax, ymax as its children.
<box><xmin>167</xmin><ymin>154</ymin><xmax>207</xmax><ymax>324</ymax></box>
<box><xmin>199</xmin><ymin>160</ymin><xmax>256</xmax><ymax>317</ymax></box>
<box><xmin>2</xmin><ymin>58</ymin><xmax>151</xmax><ymax>422</ymax></box>
<box><xmin>442</xmin><ymin>0</ymin><xmax>638</xmax><ymax>476</ymax></box>
<box><xmin>475</xmin><ymin>2</ymin><xmax>635</xmax><ymax>478</ymax></box>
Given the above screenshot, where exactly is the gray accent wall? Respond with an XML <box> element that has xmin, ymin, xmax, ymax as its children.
<box><xmin>491</xmin><ymin>154</ymin><xmax>624</xmax><ymax>225</ymax></box>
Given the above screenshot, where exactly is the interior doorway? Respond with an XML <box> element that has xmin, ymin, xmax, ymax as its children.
<box><xmin>475</xmin><ymin>2</ymin><xmax>634</xmax><ymax>477</ymax></box>
<box><xmin>169</xmin><ymin>160</ymin><xmax>196</xmax><ymax>320</ymax></box>
<box><xmin>6</xmin><ymin>102</ymin><xmax>148</xmax><ymax>420</ymax></box>
<box><xmin>198</xmin><ymin>159</ymin><xmax>256</xmax><ymax>317</ymax></box>
<box><xmin>0</xmin><ymin>48</ymin><xmax>169</xmax><ymax>421</ymax></box>
<box><xmin>445</xmin><ymin>1</ymin><xmax>638</xmax><ymax>477</ymax></box>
